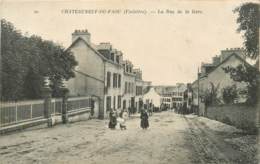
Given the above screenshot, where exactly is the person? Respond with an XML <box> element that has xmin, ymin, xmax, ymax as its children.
<box><xmin>108</xmin><ymin>110</ymin><xmax>117</xmax><ymax>129</ymax></box>
<box><xmin>148</xmin><ymin>104</ymin><xmax>153</xmax><ymax>116</ymax></box>
<box><xmin>140</xmin><ymin>109</ymin><xmax>149</xmax><ymax>129</ymax></box>
<box><xmin>117</xmin><ymin>111</ymin><xmax>127</xmax><ymax>130</ymax></box>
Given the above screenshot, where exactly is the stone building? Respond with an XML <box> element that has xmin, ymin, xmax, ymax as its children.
<box><xmin>66</xmin><ymin>29</ymin><xmax>151</xmax><ymax>118</ymax></box>
<box><xmin>122</xmin><ymin>60</ymin><xmax>136</xmax><ymax>112</ymax></box>
<box><xmin>153</xmin><ymin>84</ymin><xmax>187</xmax><ymax>109</ymax></box>
<box><xmin>66</xmin><ymin>30</ymin><xmax>106</xmax><ymax>118</ymax></box>
<box><xmin>134</xmin><ymin>68</ymin><xmax>151</xmax><ymax>112</ymax></box>
<box><xmin>143</xmin><ymin>87</ymin><xmax>162</xmax><ymax>109</ymax></box>
<box><xmin>191</xmin><ymin>48</ymin><xmax>251</xmax><ymax>115</ymax></box>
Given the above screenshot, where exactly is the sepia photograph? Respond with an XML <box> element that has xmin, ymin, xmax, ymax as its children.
<box><xmin>0</xmin><ymin>0</ymin><xmax>259</xmax><ymax>163</ymax></box>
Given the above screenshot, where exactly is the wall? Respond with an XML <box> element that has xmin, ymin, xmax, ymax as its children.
<box><xmin>122</xmin><ymin>72</ymin><xmax>136</xmax><ymax>110</ymax></box>
<box><xmin>66</xmin><ymin>39</ymin><xmax>105</xmax><ymax>118</ymax></box>
<box><xmin>203</xmin><ymin>55</ymin><xmax>248</xmax><ymax>102</ymax></box>
<box><xmin>104</xmin><ymin>61</ymin><xmax>123</xmax><ymax>117</ymax></box>
<box><xmin>206</xmin><ymin>104</ymin><xmax>257</xmax><ymax>133</ymax></box>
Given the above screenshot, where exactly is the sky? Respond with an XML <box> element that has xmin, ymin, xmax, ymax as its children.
<box><xmin>1</xmin><ymin>0</ymin><xmax>256</xmax><ymax>85</ymax></box>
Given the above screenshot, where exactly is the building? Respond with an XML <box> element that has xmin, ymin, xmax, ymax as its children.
<box><xmin>122</xmin><ymin>60</ymin><xmax>136</xmax><ymax>112</ymax></box>
<box><xmin>143</xmin><ymin>87</ymin><xmax>162</xmax><ymax>109</ymax></box>
<box><xmin>134</xmin><ymin>68</ymin><xmax>151</xmax><ymax>112</ymax></box>
<box><xmin>153</xmin><ymin>84</ymin><xmax>187</xmax><ymax>109</ymax></box>
<box><xmin>66</xmin><ymin>30</ymin><xmax>106</xmax><ymax>118</ymax></box>
<box><xmin>191</xmin><ymin>48</ymin><xmax>250</xmax><ymax>115</ymax></box>
<box><xmin>66</xmin><ymin>29</ymin><xmax>151</xmax><ymax>118</ymax></box>
<box><xmin>96</xmin><ymin>43</ymin><xmax>124</xmax><ymax>116</ymax></box>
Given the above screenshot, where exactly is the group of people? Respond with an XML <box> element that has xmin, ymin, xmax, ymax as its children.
<box><xmin>108</xmin><ymin>109</ymin><xmax>149</xmax><ymax>130</ymax></box>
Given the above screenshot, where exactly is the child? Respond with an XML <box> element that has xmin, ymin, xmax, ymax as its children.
<box><xmin>117</xmin><ymin>111</ymin><xmax>127</xmax><ymax>130</ymax></box>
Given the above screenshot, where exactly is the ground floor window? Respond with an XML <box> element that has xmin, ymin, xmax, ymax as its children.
<box><xmin>106</xmin><ymin>96</ymin><xmax>111</xmax><ymax>111</ymax></box>
<box><xmin>118</xmin><ymin>96</ymin><xmax>121</xmax><ymax>108</ymax></box>
<box><xmin>123</xmin><ymin>100</ymin><xmax>126</xmax><ymax>109</ymax></box>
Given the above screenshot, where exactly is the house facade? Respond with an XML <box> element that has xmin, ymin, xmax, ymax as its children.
<box><xmin>153</xmin><ymin>84</ymin><xmax>187</xmax><ymax>109</ymax></box>
<box><xmin>191</xmin><ymin>48</ymin><xmax>249</xmax><ymax>115</ymax></box>
<box><xmin>143</xmin><ymin>87</ymin><xmax>162</xmax><ymax>109</ymax></box>
<box><xmin>122</xmin><ymin>60</ymin><xmax>136</xmax><ymax>112</ymax></box>
<box><xmin>66</xmin><ymin>29</ymin><xmax>151</xmax><ymax>118</ymax></box>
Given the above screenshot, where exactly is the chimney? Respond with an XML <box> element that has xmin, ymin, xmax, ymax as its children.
<box><xmin>212</xmin><ymin>55</ymin><xmax>220</xmax><ymax>66</ymax></box>
<box><xmin>72</xmin><ymin>29</ymin><xmax>91</xmax><ymax>43</ymax></box>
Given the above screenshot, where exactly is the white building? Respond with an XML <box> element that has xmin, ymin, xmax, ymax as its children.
<box><xmin>143</xmin><ymin>87</ymin><xmax>161</xmax><ymax>108</ymax></box>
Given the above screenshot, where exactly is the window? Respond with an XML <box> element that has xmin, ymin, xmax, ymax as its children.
<box><xmin>118</xmin><ymin>74</ymin><xmax>121</xmax><ymax>88</ymax></box>
<box><xmin>106</xmin><ymin>96</ymin><xmax>111</xmax><ymax>111</ymax></box>
<box><xmin>113</xmin><ymin>96</ymin><xmax>116</xmax><ymax>109</ymax></box>
<box><xmin>125</xmin><ymin>82</ymin><xmax>127</xmax><ymax>93</ymax></box>
<box><xmin>136</xmin><ymin>86</ymin><xmax>142</xmax><ymax>95</ymax></box>
<box><xmin>116</xmin><ymin>55</ymin><xmax>119</xmax><ymax>63</ymax></box>
<box><xmin>111</xmin><ymin>53</ymin><xmax>114</xmax><ymax>61</ymax></box>
<box><xmin>107</xmin><ymin>72</ymin><xmax>111</xmax><ymax>87</ymax></box>
<box><xmin>113</xmin><ymin>73</ymin><xmax>117</xmax><ymax>88</ymax></box>
<box><xmin>128</xmin><ymin>83</ymin><xmax>131</xmax><ymax>93</ymax></box>
<box><xmin>118</xmin><ymin>96</ymin><xmax>121</xmax><ymax>108</ymax></box>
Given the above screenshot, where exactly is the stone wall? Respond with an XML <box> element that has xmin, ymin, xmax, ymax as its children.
<box><xmin>206</xmin><ymin>104</ymin><xmax>257</xmax><ymax>133</ymax></box>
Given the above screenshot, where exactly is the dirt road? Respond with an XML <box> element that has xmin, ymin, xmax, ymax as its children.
<box><xmin>0</xmin><ymin>112</ymin><xmax>257</xmax><ymax>164</ymax></box>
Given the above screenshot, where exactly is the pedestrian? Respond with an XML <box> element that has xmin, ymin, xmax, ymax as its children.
<box><xmin>117</xmin><ymin>111</ymin><xmax>127</xmax><ymax>130</ymax></box>
<box><xmin>148</xmin><ymin>107</ymin><xmax>152</xmax><ymax>116</ymax></box>
<box><xmin>140</xmin><ymin>109</ymin><xmax>149</xmax><ymax>129</ymax></box>
<box><xmin>108</xmin><ymin>110</ymin><xmax>117</xmax><ymax>129</ymax></box>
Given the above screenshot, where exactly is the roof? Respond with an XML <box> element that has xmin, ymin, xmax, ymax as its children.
<box><xmin>66</xmin><ymin>37</ymin><xmax>107</xmax><ymax>61</ymax></box>
<box><xmin>191</xmin><ymin>52</ymin><xmax>255</xmax><ymax>86</ymax></box>
<box><xmin>67</xmin><ymin>37</ymin><xmax>122</xmax><ymax>66</ymax></box>
<box><xmin>206</xmin><ymin>52</ymin><xmax>253</xmax><ymax>76</ymax></box>
<box><xmin>96</xmin><ymin>42</ymin><xmax>112</xmax><ymax>50</ymax></box>
<box><xmin>153</xmin><ymin>85</ymin><xmax>187</xmax><ymax>95</ymax></box>
<box><xmin>144</xmin><ymin>87</ymin><xmax>161</xmax><ymax>96</ymax></box>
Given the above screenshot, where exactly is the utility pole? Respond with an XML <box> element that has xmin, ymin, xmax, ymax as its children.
<box><xmin>197</xmin><ymin>67</ymin><xmax>200</xmax><ymax>116</ymax></box>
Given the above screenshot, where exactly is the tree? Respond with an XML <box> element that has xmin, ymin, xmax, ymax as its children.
<box><xmin>203</xmin><ymin>82</ymin><xmax>221</xmax><ymax>106</ymax></box>
<box><xmin>234</xmin><ymin>3</ymin><xmax>259</xmax><ymax>59</ymax></box>
<box><xmin>223</xmin><ymin>64</ymin><xmax>258</xmax><ymax>105</ymax></box>
<box><xmin>1</xmin><ymin>19</ymin><xmax>78</xmax><ymax>101</ymax></box>
<box><xmin>222</xmin><ymin>85</ymin><xmax>238</xmax><ymax>104</ymax></box>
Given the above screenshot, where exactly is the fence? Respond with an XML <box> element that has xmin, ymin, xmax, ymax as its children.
<box><xmin>67</xmin><ymin>96</ymin><xmax>92</xmax><ymax>113</ymax></box>
<box><xmin>0</xmin><ymin>96</ymin><xmax>92</xmax><ymax>128</ymax></box>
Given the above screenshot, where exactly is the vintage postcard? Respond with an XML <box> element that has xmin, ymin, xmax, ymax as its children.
<box><xmin>0</xmin><ymin>0</ymin><xmax>259</xmax><ymax>164</ymax></box>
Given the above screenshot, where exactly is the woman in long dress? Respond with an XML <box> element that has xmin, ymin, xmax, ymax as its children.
<box><xmin>140</xmin><ymin>109</ymin><xmax>149</xmax><ymax>129</ymax></box>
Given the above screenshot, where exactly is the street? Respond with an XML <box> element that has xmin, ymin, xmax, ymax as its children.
<box><xmin>0</xmin><ymin>111</ymin><xmax>257</xmax><ymax>164</ymax></box>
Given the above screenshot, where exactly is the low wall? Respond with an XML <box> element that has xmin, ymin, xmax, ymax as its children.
<box><xmin>206</xmin><ymin>104</ymin><xmax>257</xmax><ymax>133</ymax></box>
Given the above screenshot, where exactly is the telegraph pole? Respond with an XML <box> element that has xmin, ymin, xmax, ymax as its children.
<box><xmin>197</xmin><ymin>67</ymin><xmax>200</xmax><ymax>116</ymax></box>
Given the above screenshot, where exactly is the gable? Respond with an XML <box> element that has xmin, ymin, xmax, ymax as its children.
<box><xmin>69</xmin><ymin>38</ymin><xmax>105</xmax><ymax>80</ymax></box>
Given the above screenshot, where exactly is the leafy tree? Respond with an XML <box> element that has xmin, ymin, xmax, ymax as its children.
<box><xmin>1</xmin><ymin>19</ymin><xmax>78</xmax><ymax>101</ymax></box>
<box><xmin>203</xmin><ymin>82</ymin><xmax>221</xmax><ymax>106</ymax></box>
<box><xmin>222</xmin><ymin>85</ymin><xmax>238</xmax><ymax>104</ymax></box>
<box><xmin>223</xmin><ymin>64</ymin><xmax>258</xmax><ymax>105</ymax></box>
<box><xmin>221</xmin><ymin>3</ymin><xmax>259</xmax><ymax>105</ymax></box>
<box><xmin>234</xmin><ymin>3</ymin><xmax>259</xmax><ymax>59</ymax></box>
